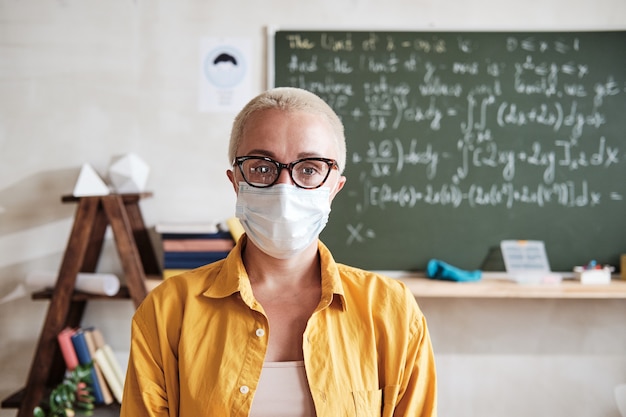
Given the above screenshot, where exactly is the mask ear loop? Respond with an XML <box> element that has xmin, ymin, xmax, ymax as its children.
<box><xmin>324</xmin><ymin>175</ymin><xmax>341</xmax><ymax>196</ymax></box>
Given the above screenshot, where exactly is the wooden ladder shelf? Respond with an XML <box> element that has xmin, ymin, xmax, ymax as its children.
<box><xmin>1</xmin><ymin>193</ymin><xmax>161</xmax><ymax>416</ymax></box>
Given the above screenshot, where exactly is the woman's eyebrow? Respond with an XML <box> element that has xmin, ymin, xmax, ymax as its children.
<box><xmin>243</xmin><ymin>149</ymin><xmax>275</xmax><ymax>158</ymax></box>
<box><xmin>242</xmin><ymin>150</ymin><xmax>327</xmax><ymax>160</ymax></box>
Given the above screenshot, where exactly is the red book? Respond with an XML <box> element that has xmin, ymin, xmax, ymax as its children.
<box><xmin>162</xmin><ymin>238</ymin><xmax>235</xmax><ymax>252</ymax></box>
<box><xmin>57</xmin><ymin>327</ymin><xmax>79</xmax><ymax>370</ymax></box>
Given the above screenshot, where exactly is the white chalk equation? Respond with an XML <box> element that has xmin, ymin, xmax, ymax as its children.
<box><xmin>345</xmin><ymin>223</ymin><xmax>376</xmax><ymax>245</ymax></box>
<box><xmin>363</xmin><ymin>180</ymin><xmax>618</xmax><ymax>210</ymax></box>
<box><xmin>352</xmin><ymin>135</ymin><xmax>621</xmax><ymax>186</ymax></box>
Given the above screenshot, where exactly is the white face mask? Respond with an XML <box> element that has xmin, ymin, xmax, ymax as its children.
<box><xmin>235</xmin><ymin>183</ymin><xmax>332</xmax><ymax>259</ymax></box>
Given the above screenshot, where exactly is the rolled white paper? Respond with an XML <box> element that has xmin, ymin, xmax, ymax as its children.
<box><xmin>26</xmin><ymin>271</ymin><xmax>121</xmax><ymax>296</ymax></box>
<box><xmin>76</xmin><ymin>273</ymin><xmax>121</xmax><ymax>295</ymax></box>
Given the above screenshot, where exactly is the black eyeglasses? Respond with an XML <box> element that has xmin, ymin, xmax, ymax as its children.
<box><xmin>234</xmin><ymin>156</ymin><xmax>339</xmax><ymax>189</ymax></box>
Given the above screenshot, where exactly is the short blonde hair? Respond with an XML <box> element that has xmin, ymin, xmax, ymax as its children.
<box><xmin>228</xmin><ymin>87</ymin><xmax>347</xmax><ymax>173</ymax></box>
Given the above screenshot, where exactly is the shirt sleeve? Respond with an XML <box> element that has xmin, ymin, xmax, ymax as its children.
<box><xmin>120</xmin><ymin>302</ymin><xmax>178</xmax><ymax>417</ymax></box>
<box><xmin>392</xmin><ymin>288</ymin><xmax>438</xmax><ymax>417</ymax></box>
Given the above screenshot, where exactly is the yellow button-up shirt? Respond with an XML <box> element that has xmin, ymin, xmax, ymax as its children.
<box><xmin>121</xmin><ymin>238</ymin><xmax>437</xmax><ymax>417</ymax></box>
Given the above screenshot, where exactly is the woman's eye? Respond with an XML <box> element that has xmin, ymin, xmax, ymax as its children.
<box><xmin>250</xmin><ymin>163</ymin><xmax>271</xmax><ymax>174</ymax></box>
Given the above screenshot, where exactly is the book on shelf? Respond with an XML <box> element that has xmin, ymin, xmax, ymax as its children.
<box><xmin>70</xmin><ymin>329</ymin><xmax>106</xmax><ymax>404</ymax></box>
<box><xmin>160</xmin><ymin>230</ymin><xmax>233</xmax><ymax>241</ymax></box>
<box><xmin>57</xmin><ymin>326</ymin><xmax>124</xmax><ymax>404</ymax></box>
<box><xmin>163</xmin><ymin>251</ymin><xmax>231</xmax><ymax>269</ymax></box>
<box><xmin>225</xmin><ymin>217</ymin><xmax>244</xmax><ymax>242</ymax></box>
<box><xmin>83</xmin><ymin>328</ymin><xmax>114</xmax><ymax>404</ymax></box>
<box><xmin>91</xmin><ymin>327</ymin><xmax>125</xmax><ymax>404</ymax></box>
<box><xmin>57</xmin><ymin>327</ymin><xmax>79</xmax><ymax>371</ymax></box>
<box><xmin>162</xmin><ymin>238</ymin><xmax>235</xmax><ymax>252</ymax></box>
<box><xmin>93</xmin><ymin>349</ymin><xmax>123</xmax><ymax>404</ymax></box>
<box><xmin>157</xmin><ymin>222</ymin><xmax>236</xmax><ymax>277</ymax></box>
<box><xmin>155</xmin><ymin>222</ymin><xmax>221</xmax><ymax>234</ymax></box>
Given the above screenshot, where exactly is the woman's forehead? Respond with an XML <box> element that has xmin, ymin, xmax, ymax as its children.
<box><xmin>238</xmin><ymin>109</ymin><xmax>338</xmax><ymax>157</ymax></box>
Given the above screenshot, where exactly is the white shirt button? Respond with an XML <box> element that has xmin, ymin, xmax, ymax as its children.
<box><xmin>240</xmin><ymin>385</ymin><xmax>250</xmax><ymax>394</ymax></box>
<box><xmin>255</xmin><ymin>328</ymin><xmax>265</xmax><ymax>337</ymax></box>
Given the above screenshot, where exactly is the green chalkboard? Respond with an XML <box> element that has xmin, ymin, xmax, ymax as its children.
<box><xmin>272</xmin><ymin>30</ymin><xmax>626</xmax><ymax>272</ymax></box>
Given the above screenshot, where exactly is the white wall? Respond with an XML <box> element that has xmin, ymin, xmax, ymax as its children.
<box><xmin>1</xmin><ymin>1</ymin><xmax>625</xmax><ymax>416</ymax></box>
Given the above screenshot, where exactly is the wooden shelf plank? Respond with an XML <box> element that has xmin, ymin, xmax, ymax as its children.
<box><xmin>61</xmin><ymin>192</ymin><xmax>153</xmax><ymax>204</ymax></box>
<box><xmin>30</xmin><ymin>275</ymin><xmax>163</xmax><ymax>301</ymax></box>
<box><xmin>31</xmin><ymin>286</ymin><xmax>131</xmax><ymax>301</ymax></box>
<box><xmin>1</xmin><ymin>388</ymin><xmax>24</xmax><ymax>408</ymax></box>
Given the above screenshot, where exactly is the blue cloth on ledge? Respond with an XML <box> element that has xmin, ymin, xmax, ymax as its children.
<box><xmin>426</xmin><ymin>259</ymin><xmax>482</xmax><ymax>282</ymax></box>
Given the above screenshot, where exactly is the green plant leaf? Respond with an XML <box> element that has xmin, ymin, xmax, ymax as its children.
<box><xmin>35</xmin><ymin>363</ymin><xmax>97</xmax><ymax>416</ymax></box>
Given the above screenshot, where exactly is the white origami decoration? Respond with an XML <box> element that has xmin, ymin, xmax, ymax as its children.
<box><xmin>108</xmin><ymin>153</ymin><xmax>150</xmax><ymax>193</ymax></box>
<box><xmin>73</xmin><ymin>163</ymin><xmax>110</xmax><ymax>197</ymax></box>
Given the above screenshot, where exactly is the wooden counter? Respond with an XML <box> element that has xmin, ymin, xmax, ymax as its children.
<box><xmin>387</xmin><ymin>272</ymin><xmax>626</xmax><ymax>299</ymax></box>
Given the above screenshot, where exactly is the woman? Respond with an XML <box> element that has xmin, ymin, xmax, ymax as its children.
<box><xmin>121</xmin><ymin>87</ymin><xmax>437</xmax><ymax>417</ymax></box>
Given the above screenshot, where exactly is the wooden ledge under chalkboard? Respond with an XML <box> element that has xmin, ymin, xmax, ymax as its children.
<box><xmin>388</xmin><ymin>273</ymin><xmax>626</xmax><ymax>299</ymax></box>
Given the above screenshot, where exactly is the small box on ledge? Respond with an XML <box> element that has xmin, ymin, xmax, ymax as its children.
<box><xmin>574</xmin><ymin>262</ymin><xmax>612</xmax><ymax>285</ymax></box>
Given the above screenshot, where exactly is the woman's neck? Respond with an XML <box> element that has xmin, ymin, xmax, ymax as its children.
<box><xmin>242</xmin><ymin>240</ymin><xmax>321</xmax><ymax>288</ymax></box>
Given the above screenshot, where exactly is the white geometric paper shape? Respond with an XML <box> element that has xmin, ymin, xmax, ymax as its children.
<box><xmin>73</xmin><ymin>163</ymin><xmax>110</xmax><ymax>197</ymax></box>
<box><xmin>108</xmin><ymin>153</ymin><xmax>150</xmax><ymax>193</ymax></box>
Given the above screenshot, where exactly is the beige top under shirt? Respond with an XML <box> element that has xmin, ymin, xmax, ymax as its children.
<box><xmin>249</xmin><ymin>361</ymin><xmax>316</xmax><ymax>417</ymax></box>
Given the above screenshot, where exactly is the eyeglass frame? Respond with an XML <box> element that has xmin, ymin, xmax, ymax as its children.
<box><xmin>233</xmin><ymin>155</ymin><xmax>339</xmax><ymax>189</ymax></box>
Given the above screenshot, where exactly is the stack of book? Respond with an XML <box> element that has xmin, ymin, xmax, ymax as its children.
<box><xmin>57</xmin><ymin>326</ymin><xmax>125</xmax><ymax>405</ymax></box>
<box><xmin>156</xmin><ymin>222</ymin><xmax>237</xmax><ymax>279</ymax></box>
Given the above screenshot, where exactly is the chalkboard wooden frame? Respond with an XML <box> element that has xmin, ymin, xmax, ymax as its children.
<box><xmin>270</xmin><ymin>29</ymin><xmax>626</xmax><ymax>272</ymax></box>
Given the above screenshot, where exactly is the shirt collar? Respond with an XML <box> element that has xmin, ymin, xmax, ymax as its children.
<box><xmin>203</xmin><ymin>235</ymin><xmax>347</xmax><ymax>312</ymax></box>
<box><xmin>317</xmin><ymin>240</ymin><xmax>347</xmax><ymax>311</ymax></box>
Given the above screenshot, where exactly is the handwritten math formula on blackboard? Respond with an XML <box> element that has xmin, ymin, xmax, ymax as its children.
<box><xmin>273</xmin><ymin>30</ymin><xmax>626</xmax><ymax>271</ymax></box>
